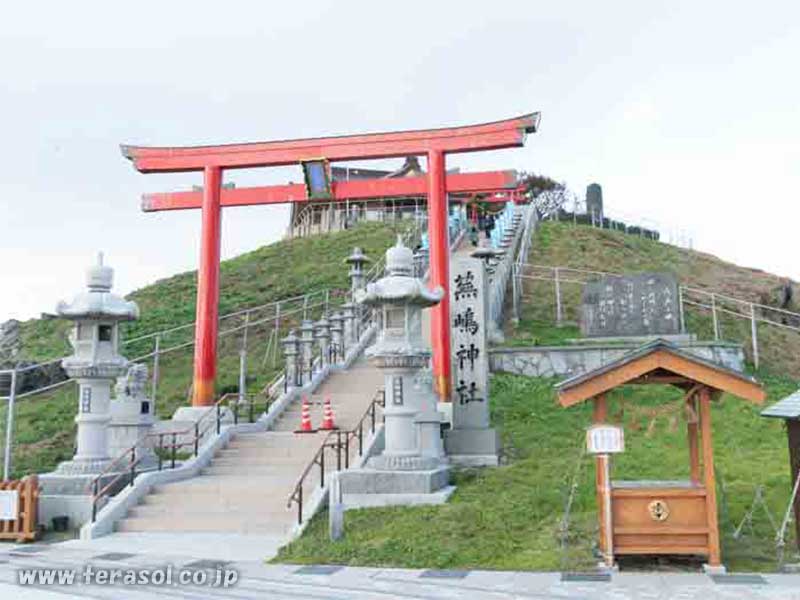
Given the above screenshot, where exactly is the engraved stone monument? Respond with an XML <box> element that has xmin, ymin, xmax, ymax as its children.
<box><xmin>581</xmin><ymin>273</ymin><xmax>680</xmax><ymax>338</ymax></box>
<box><xmin>444</xmin><ymin>257</ymin><xmax>500</xmax><ymax>466</ymax></box>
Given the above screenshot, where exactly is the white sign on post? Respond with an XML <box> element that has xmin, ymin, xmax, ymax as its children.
<box><xmin>0</xmin><ymin>490</ymin><xmax>19</xmax><ymax>520</ymax></box>
<box><xmin>586</xmin><ymin>424</ymin><xmax>625</xmax><ymax>455</ymax></box>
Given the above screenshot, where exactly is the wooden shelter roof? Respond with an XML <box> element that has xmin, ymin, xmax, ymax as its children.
<box><xmin>761</xmin><ymin>390</ymin><xmax>800</xmax><ymax>420</ymax></box>
<box><xmin>556</xmin><ymin>339</ymin><xmax>765</xmax><ymax>408</ymax></box>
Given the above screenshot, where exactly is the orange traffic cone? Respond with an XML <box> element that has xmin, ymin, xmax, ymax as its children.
<box><xmin>294</xmin><ymin>396</ymin><xmax>316</xmax><ymax>434</ymax></box>
<box><xmin>320</xmin><ymin>397</ymin><xmax>338</xmax><ymax>431</ymax></box>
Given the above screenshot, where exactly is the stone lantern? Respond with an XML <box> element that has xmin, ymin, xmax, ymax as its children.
<box><xmin>345</xmin><ymin>247</ymin><xmax>371</xmax><ymax>299</ymax></box>
<box><xmin>55</xmin><ymin>254</ymin><xmax>139</xmax><ymax>474</ymax></box>
<box><xmin>314</xmin><ymin>316</ymin><xmax>331</xmax><ymax>369</ymax></box>
<box><xmin>413</xmin><ymin>247</ymin><xmax>428</xmax><ymax>279</ymax></box>
<box><xmin>299</xmin><ymin>319</ymin><xmax>315</xmax><ymax>385</ymax></box>
<box><xmin>329</xmin><ymin>312</ymin><xmax>345</xmax><ymax>364</ymax></box>
<box><xmin>341</xmin><ymin>236</ymin><xmax>450</xmax><ymax>497</ymax></box>
<box><xmin>341</xmin><ymin>301</ymin><xmax>358</xmax><ymax>349</ymax></box>
<box><xmin>471</xmin><ymin>246</ymin><xmax>501</xmax><ymax>277</ymax></box>
<box><xmin>281</xmin><ymin>330</ymin><xmax>300</xmax><ymax>389</ymax></box>
<box><xmin>345</xmin><ymin>247</ymin><xmax>371</xmax><ymax>333</ymax></box>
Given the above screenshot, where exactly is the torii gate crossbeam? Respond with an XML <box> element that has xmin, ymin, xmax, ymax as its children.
<box><xmin>122</xmin><ymin>113</ymin><xmax>540</xmax><ymax>406</ymax></box>
<box><xmin>141</xmin><ymin>170</ymin><xmax>518</xmax><ymax>212</ymax></box>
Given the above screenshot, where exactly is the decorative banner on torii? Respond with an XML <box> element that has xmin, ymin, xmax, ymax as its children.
<box><xmin>122</xmin><ymin>113</ymin><xmax>540</xmax><ymax>406</ymax></box>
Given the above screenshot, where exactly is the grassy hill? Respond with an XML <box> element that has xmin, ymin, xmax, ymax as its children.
<box><xmin>276</xmin><ymin>221</ymin><xmax>800</xmax><ymax>573</ymax></box>
<box><xmin>508</xmin><ymin>221</ymin><xmax>800</xmax><ymax>377</ymax></box>
<box><xmin>2</xmin><ymin>222</ymin><xmax>405</xmax><ymax>478</ymax></box>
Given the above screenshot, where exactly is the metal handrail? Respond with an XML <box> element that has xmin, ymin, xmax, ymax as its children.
<box><xmin>287</xmin><ymin>388</ymin><xmax>386</xmax><ymax>525</ymax></box>
<box><xmin>122</xmin><ymin>290</ymin><xmax>329</xmax><ymax>346</ymax></box>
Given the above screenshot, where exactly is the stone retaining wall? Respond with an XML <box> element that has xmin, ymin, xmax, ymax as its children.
<box><xmin>489</xmin><ymin>341</ymin><xmax>745</xmax><ymax>379</ymax></box>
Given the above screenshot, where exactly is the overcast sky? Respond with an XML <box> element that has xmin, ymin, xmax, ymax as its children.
<box><xmin>1</xmin><ymin>1</ymin><xmax>798</xmax><ymax>322</ymax></box>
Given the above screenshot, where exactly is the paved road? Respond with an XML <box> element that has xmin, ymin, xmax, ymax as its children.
<box><xmin>1</xmin><ymin>537</ymin><xmax>799</xmax><ymax>599</ymax></box>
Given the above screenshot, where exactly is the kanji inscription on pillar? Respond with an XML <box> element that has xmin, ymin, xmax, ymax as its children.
<box><xmin>450</xmin><ymin>258</ymin><xmax>489</xmax><ymax>428</ymax></box>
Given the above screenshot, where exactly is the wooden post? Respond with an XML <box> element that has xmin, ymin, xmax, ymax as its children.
<box><xmin>593</xmin><ymin>394</ymin><xmax>612</xmax><ymax>563</ymax></box>
<box><xmin>699</xmin><ymin>387</ymin><xmax>722</xmax><ymax>566</ymax></box>
<box><xmin>687</xmin><ymin>394</ymin><xmax>701</xmax><ymax>484</ymax></box>
<box><xmin>787</xmin><ymin>420</ymin><xmax>800</xmax><ymax>552</ymax></box>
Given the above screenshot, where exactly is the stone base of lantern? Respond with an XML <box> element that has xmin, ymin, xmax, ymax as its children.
<box><xmin>444</xmin><ymin>428</ymin><xmax>500</xmax><ymax>467</ymax></box>
<box><xmin>487</xmin><ymin>320</ymin><xmax>505</xmax><ymax>344</ymax></box>
<box><xmin>366</xmin><ymin>453</ymin><xmax>443</xmax><ymax>471</ymax></box>
<box><xmin>338</xmin><ymin>464</ymin><xmax>451</xmax><ymax>495</ymax></box>
<box><xmin>52</xmin><ymin>457</ymin><xmax>113</xmax><ymax>476</ymax></box>
<box><xmin>342</xmin><ymin>485</ymin><xmax>457</xmax><ymax>510</ymax></box>
<box><xmin>37</xmin><ymin>470</ymin><xmax>132</xmax><ymax>531</ymax></box>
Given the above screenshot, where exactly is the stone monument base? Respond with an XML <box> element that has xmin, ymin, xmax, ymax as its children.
<box><xmin>444</xmin><ymin>428</ymin><xmax>500</xmax><ymax>467</ymax></box>
<box><xmin>338</xmin><ymin>464</ymin><xmax>451</xmax><ymax>495</ymax></box>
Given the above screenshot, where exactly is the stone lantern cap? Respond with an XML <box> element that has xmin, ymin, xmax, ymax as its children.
<box><xmin>281</xmin><ymin>330</ymin><xmax>300</xmax><ymax>353</ymax></box>
<box><xmin>314</xmin><ymin>317</ymin><xmax>331</xmax><ymax>338</ymax></box>
<box><xmin>56</xmin><ymin>253</ymin><xmax>139</xmax><ymax>321</ymax></box>
<box><xmin>471</xmin><ymin>246</ymin><xmax>502</xmax><ymax>261</ymax></box>
<box><xmin>345</xmin><ymin>247</ymin><xmax>371</xmax><ymax>267</ymax></box>
<box><xmin>299</xmin><ymin>319</ymin><xmax>315</xmax><ymax>340</ymax></box>
<box><xmin>357</xmin><ymin>237</ymin><xmax>443</xmax><ymax>308</ymax></box>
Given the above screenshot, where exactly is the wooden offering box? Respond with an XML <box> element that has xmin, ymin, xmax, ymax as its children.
<box><xmin>557</xmin><ymin>340</ymin><xmax>765</xmax><ymax>568</ymax></box>
<box><xmin>611</xmin><ymin>480</ymin><xmax>710</xmax><ymax>556</ymax></box>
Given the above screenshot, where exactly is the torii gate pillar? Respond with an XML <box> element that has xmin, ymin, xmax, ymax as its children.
<box><xmin>194</xmin><ymin>166</ymin><xmax>223</xmax><ymax>406</ymax></box>
<box><xmin>427</xmin><ymin>150</ymin><xmax>451</xmax><ymax>398</ymax></box>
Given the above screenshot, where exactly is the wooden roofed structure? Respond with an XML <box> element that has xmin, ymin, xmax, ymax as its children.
<box><xmin>761</xmin><ymin>391</ymin><xmax>800</xmax><ymax>551</ymax></box>
<box><xmin>556</xmin><ymin>339</ymin><xmax>765</xmax><ymax>569</ymax></box>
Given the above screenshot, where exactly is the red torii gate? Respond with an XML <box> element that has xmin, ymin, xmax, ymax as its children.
<box><xmin>122</xmin><ymin>113</ymin><xmax>540</xmax><ymax>406</ymax></box>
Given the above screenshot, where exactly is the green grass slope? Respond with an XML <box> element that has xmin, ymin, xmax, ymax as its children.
<box><xmin>277</xmin><ymin>222</ymin><xmax>800</xmax><ymax>572</ymax></box>
<box><xmin>3</xmin><ymin>222</ymin><xmax>404</xmax><ymax>478</ymax></box>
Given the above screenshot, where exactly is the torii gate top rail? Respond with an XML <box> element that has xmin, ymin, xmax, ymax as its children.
<box><xmin>122</xmin><ymin>113</ymin><xmax>540</xmax><ymax>172</ymax></box>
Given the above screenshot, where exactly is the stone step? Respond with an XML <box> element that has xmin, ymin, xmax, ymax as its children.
<box><xmin>201</xmin><ymin>464</ymin><xmax>305</xmax><ymax>476</ymax></box>
<box><xmin>129</xmin><ymin>502</ymin><xmax>293</xmax><ymax>518</ymax></box>
<box><xmin>215</xmin><ymin>445</ymin><xmax>319</xmax><ymax>459</ymax></box>
<box><xmin>211</xmin><ymin>454</ymin><xmax>316</xmax><ymax>466</ymax></box>
<box><xmin>224</xmin><ymin>435</ymin><xmax>325</xmax><ymax>449</ymax></box>
<box><xmin>140</xmin><ymin>492</ymin><xmax>294</xmax><ymax>508</ymax></box>
<box><xmin>152</xmin><ymin>475</ymin><xmax>300</xmax><ymax>494</ymax></box>
<box><xmin>116</xmin><ymin>516</ymin><xmax>294</xmax><ymax>535</ymax></box>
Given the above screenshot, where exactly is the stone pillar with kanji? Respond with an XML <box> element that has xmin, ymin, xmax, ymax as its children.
<box><xmin>444</xmin><ymin>257</ymin><xmax>500</xmax><ymax>466</ymax></box>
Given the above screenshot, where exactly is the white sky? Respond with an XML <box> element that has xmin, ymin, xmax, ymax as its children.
<box><xmin>1</xmin><ymin>1</ymin><xmax>798</xmax><ymax>321</ymax></box>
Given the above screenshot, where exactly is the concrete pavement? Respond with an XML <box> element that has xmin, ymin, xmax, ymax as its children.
<box><xmin>2</xmin><ymin>537</ymin><xmax>800</xmax><ymax>599</ymax></box>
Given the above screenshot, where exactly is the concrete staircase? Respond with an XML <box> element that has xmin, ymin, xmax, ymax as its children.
<box><xmin>112</xmin><ymin>232</ymin><xmax>479</xmax><ymax>539</ymax></box>
<box><xmin>114</xmin><ymin>358</ymin><xmax>384</xmax><ymax>538</ymax></box>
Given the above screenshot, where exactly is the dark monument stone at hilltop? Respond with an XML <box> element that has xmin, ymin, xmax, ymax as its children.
<box><xmin>586</xmin><ymin>183</ymin><xmax>603</xmax><ymax>222</ymax></box>
<box><xmin>581</xmin><ymin>273</ymin><xmax>681</xmax><ymax>338</ymax></box>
